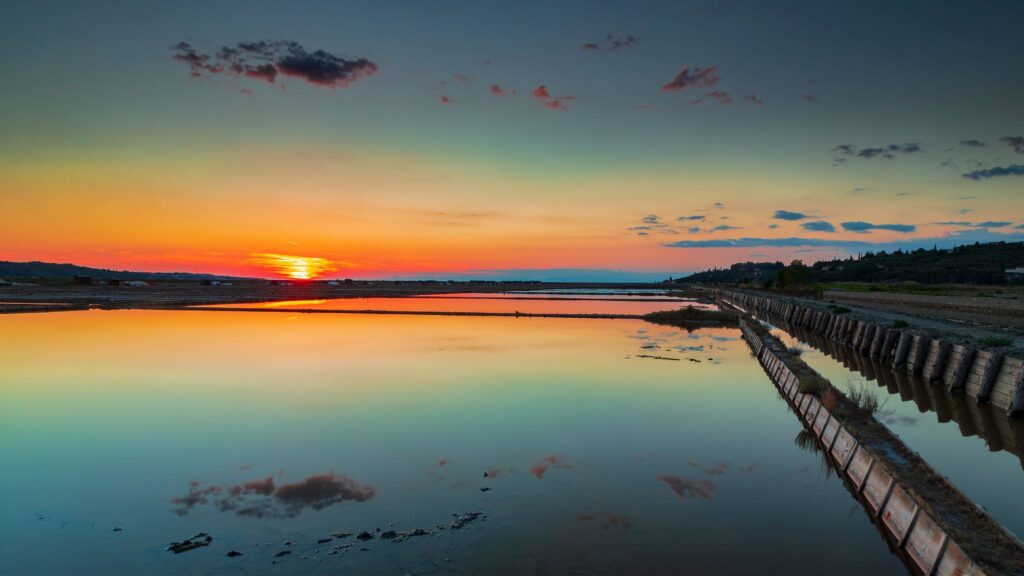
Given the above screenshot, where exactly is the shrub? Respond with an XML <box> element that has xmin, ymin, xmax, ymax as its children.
<box><xmin>845</xmin><ymin>382</ymin><xmax>886</xmax><ymax>420</ymax></box>
<box><xmin>892</xmin><ymin>320</ymin><xmax>910</xmax><ymax>328</ymax></box>
<box><xmin>828</xmin><ymin>305</ymin><xmax>851</xmax><ymax>314</ymax></box>
<box><xmin>979</xmin><ymin>336</ymin><xmax>1014</xmax><ymax>348</ymax></box>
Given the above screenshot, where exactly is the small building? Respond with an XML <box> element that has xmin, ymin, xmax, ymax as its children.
<box><xmin>1007</xmin><ymin>267</ymin><xmax>1024</xmax><ymax>283</ymax></box>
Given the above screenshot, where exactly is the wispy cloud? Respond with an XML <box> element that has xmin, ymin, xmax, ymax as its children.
<box><xmin>840</xmin><ymin>221</ymin><xmax>916</xmax><ymax>233</ymax></box>
<box><xmin>936</xmin><ymin>220</ymin><xmax>1012</xmax><ymax>228</ymax></box>
<box><xmin>171</xmin><ymin>40</ymin><xmax>377</xmax><ymax>89</ymax></box>
<box><xmin>689</xmin><ymin>91</ymin><xmax>732</xmax><ymax>106</ymax></box>
<box><xmin>489</xmin><ymin>84</ymin><xmax>515</xmax><ymax>96</ymax></box>
<box><xmin>532</xmin><ymin>85</ymin><xmax>574</xmax><ymax>110</ymax></box>
<box><xmin>831</xmin><ymin>143</ymin><xmax>923</xmax><ymax>161</ymax></box>
<box><xmin>999</xmin><ymin>136</ymin><xmax>1024</xmax><ymax>154</ymax></box>
<box><xmin>581</xmin><ymin>33</ymin><xmax>637</xmax><ymax>52</ymax></box>
<box><xmin>959</xmin><ymin>139</ymin><xmax>986</xmax><ymax>147</ymax></box>
<box><xmin>961</xmin><ymin>165</ymin><xmax>1024</xmax><ymax>180</ymax></box>
<box><xmin>661</xmin><ymin>66</ymin><xmax>720</xmax><ymax>92</ymax></box>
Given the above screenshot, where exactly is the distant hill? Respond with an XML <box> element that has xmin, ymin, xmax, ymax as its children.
<box><xmin>679</xmin><ymin>241</ymin><xmax>1024</xmax><ymax>285</ymax></box>
<box><xmin>0</xmin><ymin>261</ymin><xmax>248</xmax><ymax>281</ymax></box>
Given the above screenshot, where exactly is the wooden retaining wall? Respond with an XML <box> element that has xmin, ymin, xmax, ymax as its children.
<box><xmin>723</xmin><ymin>291</ymin><xmax>1024</xmax><ymax>418</ymax></box>
<box><xmin>739</xmin><ymin>321</ymin><xmax>991</xmax><ymax>576</ymax></box>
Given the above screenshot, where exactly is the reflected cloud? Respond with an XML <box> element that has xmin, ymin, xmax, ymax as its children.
<box><xmin>531</xmin><ymin>454</ymin><xmax>572</xmax><ymax>479</ymax></box>
<box><xmin>576</xmin><ymin>511</ymin><xmax>634</xmax><ymax>530</ymax></box>
<box><xmin>171</xmin><ymin>472</ymin><xmax>375</xmax><ymax>518</ymax></box>
<box><xmin>658</xmin><ymin>474</ymin><xmax>716</xmax><ymax>501</ymax></box>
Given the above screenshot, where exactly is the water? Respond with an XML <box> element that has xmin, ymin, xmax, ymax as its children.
<box><xmin>201</xmin><ymin>293</ymin><xmax>710</xmax><ymax>315</ymax></box>
<box><xmin>0</xmin><ymin>305</ymin><xmax>905</xmax><ymax>574</ymax></box>
<box><xmin>764</xmin><ymin>320</ymin><xmax>1024</xmax><ymax>539</ymax></box>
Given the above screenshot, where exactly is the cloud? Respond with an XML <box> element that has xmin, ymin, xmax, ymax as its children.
<box><xmin>801</xmin><ymin>221</ymin><xmax>836</xmax><ymax>232</ymax></box>
<box><xmin>661</xmin><ymin>66</ymin><xmax>720</xmax><ymax>91</ymax></box>
<box><xmin>439</xmin><ymin>95</ymin><xmax>453</xmax><ymax>104</ymax></box>
<box><xmin>689</xmin><ymin>90</ymin><xmax>732</xmax><ymax>106</ymax></box>
<box><xmin>172</xmin><ymin>41</ymin><xmax>377</xmax><ymax>90</ymax></box>
<box><xmin>658</xmin><ymin>474</ymin><xmax>716</xmax><ymax>500</ymax></box>
<box><xmin>711</xmin><ymin>224</ymin><xmax>741</xmax><ymax>231</ymax></box>
<box><xmin>961</xmin><ymin>165</ymin><xmax>1024</xmax><ymax>180</ymax></box>
<box><xmin>582</xmin><ymin>34</ymin><xmax>637</xmax><ymax>52</ymax></box>
<box><xmin>840</xmin><ymin>221</ymin><xmax>916</xmax><ymax>233</ymax></box>
<box><xmin>959</xmin><ymin>139</ymin><xmax>986</xmax><ymax>147</ymax></box>
<box><xmin>936</xmin><ymin>220</ymin><xmax>1012</xmax><ymax>228</ymax></box>
<box><xmin>802</xmin><ymin>94</ymin><xmax>817</xmax><ymax>103</ymax></box>
<box><xmin>642</xmin><ymin>214</ymin><xmax>660</xmax><ymax>224</ymax></box>
<box><xmin>678</xmin><ymin>215</ymin><xmax>705</xmax><ymax>221</ymax></box>
<box><xmin>532</xmin><ymin>85</ymin><xmax>574</xmax><ymax>110</ymax></box>
<box><xmin>744</xmin><ymin>93</ymin><xmax>763</xmax><ymax>105</ymax></box>
<box><xmin>773</xmin><ymin>210</ymin><xmax>807</xmax><ymax>221</ymax></box>
<box><xmin>999</xmin><ymin>136</ymin><xmax>1024</xmax><ymax>154</ymax></box>
<box><xmin>832</xmin><ymin>143</ymin><xmax>923</xmax><ymax>161</ymax></box>
<box><xmin>488</xmin><ymin>84</ymin><xmax>515</xmax><ymax>96</ymax></box>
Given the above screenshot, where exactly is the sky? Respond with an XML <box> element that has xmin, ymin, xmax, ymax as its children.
<box><xmin>1</xmin><ymin>0</ymin><xmax>1023</xmax><ymax>280</ymax></box>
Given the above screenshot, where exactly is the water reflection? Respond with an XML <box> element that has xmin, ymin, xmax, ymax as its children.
<box><xmin>0</xmin><ymin>310</ymin><xmax>905</xmax><ymax>574</ymax></box>
<box><xmin>172</xmin><ymin>472</ymin><xmax>376</xmax><ymax>518</ymax></box>
<box><xmin>757</xmin><ymin>311</ymin><xmax>1024</xmax><ymax>538</ymax></box>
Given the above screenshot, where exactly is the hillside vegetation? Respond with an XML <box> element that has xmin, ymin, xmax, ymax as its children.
<box><xmin>679</xmin><ymin>241</ymin><xmax>1024</xmax><ymax>286</ymax></box>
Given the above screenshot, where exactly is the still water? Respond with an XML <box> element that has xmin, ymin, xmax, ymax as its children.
<box><xmin>764</xmin><ymin>321</ymin><xmax>1024</xmax><ymax>539</ymax></box>
<box><xmin>0</xmin><ymin>307</ymin><xmax>905</xmax><ymax>574</ymax></box>
<box><xmin>202</xmin><ymin>293</ymin><xmax>707</xmax><ymax>315</ymax></box>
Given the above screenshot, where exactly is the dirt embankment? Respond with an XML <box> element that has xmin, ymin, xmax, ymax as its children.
<box><xmin>825</xmin><ymin>289</ymin><xmax>1024</xmax><ymax>332</ymax></box>
<box><xmin>0</xmin><ymin>282</ymin><xmax>698</xmax><ymax>310</ymax></box>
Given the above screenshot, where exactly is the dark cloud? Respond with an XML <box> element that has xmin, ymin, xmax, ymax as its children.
<box><xmin>711</xmin><ymin>224</ymin><xmax>741</xmax><ymax>231</ymax></box>
<box><xmin>661</xmin><ymin>66</ymin><xmax>720</xmax><ymax>91</ymax></box>
<box><xmin>959</xmin><ymin>139</ymin><xmax>986</xmax><ymax>147</ymax></box>
<box><xmin>171</xmin><ymin>472</ymin><xmax>374</xmax><ymax>519</ymax></box>
<box><xmin>580</xmin><ymin>43</ymin><xmax>600</xmax><ymax>51</ymax></box>
<box><xmin>665</xmin><ymin>237</ymin><xmax>875</xmax><ymax>248</ymax></box>
<box><xmin>802</xmin><ymin>94</ymin><xmax>817</xmax><ymax>103</ymax></box>
<box><xmin>773</xmin><ymin>210</ymin><xmax>807</xmax><ymax>221</ymax></box>
<box><xmin>802</xmin><ymin>221</ymin><xmax>836</xmax><ymax>232</ymax></box>
<box><xmin>439</xmin><ymin>95</ymin><xmax>453</xmax><ymax>104</ymax></box>
<box><xmin>999</xmin><ymin>136</ymin><xmax>1024</xmax><ymax>154</ymax></box>
<box><xmin>531</xmin><ymin>85</ymin><xmax>574</xmax><ymax>110</ymax></box>
<box><xmin>489</xmin><ymin>84</ymin><xmax>515</xmax><ymax>96</ymax></box>
<box><xmin>678</xmin><ymin>215</ymin><xmax>705</xmax><ymax>221</ymax></box>
<box><xmin>744</xmin><ymin>93</ymin><xmax>763</xmax><ymax>105</ymax></box>
<box><xmin>840</xmin><ymin>221</ymin><xmax>916</xmax><ymax>233</ymax></box>
<box><xmin>832</xmin><ymin>143</ymin><xmax>923</xmax><ymax>161</ymax></box>
<box><xmin>701</xmin><ymin>463</ymin><xmax>729</xmax><ymax>476</ymax></box>
<box><xmin>961</xmin><ymin>165</ymin><xmax>1024</xmax><ymax>180</ymax></box>
<box><xmin>658</xmin><ymin>474</ymin><xmax>716</xmax><ymax>500</ymax></box>
<box><xmin>172</xmin><ymin>40</ymin><xmax>377</xmax><ymax>89</ymax></box>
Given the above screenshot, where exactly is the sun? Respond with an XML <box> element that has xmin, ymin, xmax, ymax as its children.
<box><xmin>250</xmin><ymin>253</ymin><xmax>337</xmax><ymax>280</ymax></box>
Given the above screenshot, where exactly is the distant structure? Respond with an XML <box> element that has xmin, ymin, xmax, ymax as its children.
<box><xmin>1007</xmin><ymin>267</ymin><xmax>1024</xmax><ymax>283</ymax></box>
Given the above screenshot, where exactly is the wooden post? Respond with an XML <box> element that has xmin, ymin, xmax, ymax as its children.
<box><xmin>910</xmin><ymin>337</ymin><xmax>929</xmax><ymax>376</ymax></box>
<box><xmin>1007</xmin><ymin>365</ymin><xmax>1024</xmax><ymax>417</ymax></box>
<box><xmin>928</xmin><ymin>341</ymin><xmax>952</xmax><ymax>385</ymax></box>
<box><xmin>869</xmin><ymin>328</ymin><xmax>886</xmax><ymax>358</ymax></box>
<box><xmin>859</xmin><ymin>324</ymin><xmax>877</xmax><ymax>354</ymax></box>
<box><xmin>880</xmin><ymin>329</ymin><xmax>899</xmax><ymax>362</ymax></box>
<box><xmin>976</xmin><ymin>353</ymin><xmax>1005</xmax><ymax>403</ymax></box>
<box><xmin>893</xmin><ymin>332</ymin><xmax>912</xmax><ymax>369</ymax></box>
<box><xmin>946</xmin><ymin>347</ymin><xmax>976</xmax><ymax>394</ymax></box>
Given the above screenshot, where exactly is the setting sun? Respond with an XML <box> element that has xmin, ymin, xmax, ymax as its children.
<box><xmin>250</xmin><ymin>253</ymin><xmax>337</xmax><ymax>280</ymax></box>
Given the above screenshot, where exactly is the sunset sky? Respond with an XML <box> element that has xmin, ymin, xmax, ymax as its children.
<box><xmin>1</xmin><ymin>1</ymin><xmax>1022</xmax><ymax>279</ymax></box>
